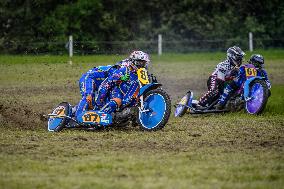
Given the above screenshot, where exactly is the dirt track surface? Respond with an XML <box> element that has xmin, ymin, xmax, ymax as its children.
<box><xmin>0</xmin><ymin>100</ymin><xmax>44</xmax><ymax>130</ymax></box>
<box><xmin>1</xmin><ymin>57</ymin><xmax>283</xmax><ymax>189</ymax></box>
<box><xmin>0</xmin><ymin>58</ymin><xmax>283</xmax><ymax>130</ymax></box>
<box><xmin>0</xmin><ymin>66</ymin><xmax>281</xmax><ymax>131</ymax></box>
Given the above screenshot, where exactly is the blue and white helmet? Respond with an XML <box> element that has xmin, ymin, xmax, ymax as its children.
<box><xmin>129</xmin><ymin>51</ymin><xmax>150</xmax><ymax>69</ymax></box>
<box><xmin>227</xmin><ymin>46</ymin><xmax>245</xmax><ymax>67</ymax></box>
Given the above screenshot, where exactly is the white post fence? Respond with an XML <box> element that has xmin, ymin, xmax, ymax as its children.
<box><xmin>249</xmin><ymin>32</ymin><xmax>253</xmax><ymax>52</ymax></box>
<box><xmin>66</xmin><ymin>34</ymin><xmax>256</xmax><ymax>56</ymax></box>
<box><xmin>69</xmin><ymin>35</ymin><xmax>73</xmax><ymax>64</ymax></box>
<box><xmin>158</xmin><ymin>34</ymin><xmax>162</xmax><ymax>56</ymax></box>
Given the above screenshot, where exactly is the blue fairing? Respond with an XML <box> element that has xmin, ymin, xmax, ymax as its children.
<box><xmin>138</xmin><ymin>83</ymin><xmax>162</xmax><ymax>97</ymax></box>
<box><xmin>47</xmin><ymin>102</ymin><xmax>72</xmax><ymax>132</ymax></box>
<box><xmin>77</xmin><ymin>110</ymin><xmax>112</xmax><ymax>126</ymax></box>
<box><xmin>48</xmin><ymin>118</ymin><xmax>64</xmax><ymax>131</ymax></box>
<box><xmin>244</xmin><ymin>76</ymin><xmax>265</xmax><ymax>99</ymax></box>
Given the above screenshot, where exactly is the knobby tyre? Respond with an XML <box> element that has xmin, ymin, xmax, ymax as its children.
<box><xmin>246</xmin><ymin>79</ymin><xmax>269</xmax><ymax>115</ymax></box>
<box><xmin>137</xmin><ymin>88</ymin><xmax>171</xmax><ymax>131</ymax></box>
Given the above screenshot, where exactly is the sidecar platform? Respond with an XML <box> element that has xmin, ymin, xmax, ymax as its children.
<box><xmin>189</xmin><ymin>108</ymin><xmax>229</xmax><ymax>114</ymax></box>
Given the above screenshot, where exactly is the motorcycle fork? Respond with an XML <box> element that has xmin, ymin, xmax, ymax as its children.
<box><xmin>138</xmin><ymin>83</ymin><xmax>150</xmax><ymax>113</ymax></box>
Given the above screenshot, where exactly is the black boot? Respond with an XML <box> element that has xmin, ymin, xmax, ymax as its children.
<box><xmin>215</xmin><ymin>102</ymin><xmax>225</xmax><ymax>110</ymax></box>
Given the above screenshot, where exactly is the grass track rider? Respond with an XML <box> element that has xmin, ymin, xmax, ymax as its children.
<box><xmin>47</xmin><ymin>68</ymin><xmax>171</xmax><ymax>132</ymax></box>
<box><xmin>175</xmin><ymin>66</ymin><xmax>270</xmax><ymax>117</ymax></box>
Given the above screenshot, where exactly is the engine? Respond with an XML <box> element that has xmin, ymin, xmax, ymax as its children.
<box><xmin>112</xmin><ymin>107</ymin><xmax>138</xmax><ymax>127</ymax></box>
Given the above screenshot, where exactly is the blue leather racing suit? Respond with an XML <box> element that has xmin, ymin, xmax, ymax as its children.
<box><xmin>75</xmin><ymin>65</ymin><xmax>118</xmax><ymax>118</ymax></box>
<box><xmin>95</xmin><ymin>66</ymin><xmax>140</xmax><ymax>114</ymax></box>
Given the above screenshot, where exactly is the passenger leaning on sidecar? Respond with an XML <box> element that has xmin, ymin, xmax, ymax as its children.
<box><xmin>74</xmin><ymin>51</ymin><xmax>149</xmax><ymax>119</ymax></box>
<box><xmin>74</xmin><ymin>65</ymin><xmax>119</xmax><ymax>119</ymax></box>
<box><xmin>95</xmin><ymin>51</ymin><xmax>150</xmax><ymax>114</ymax></box>
<box><xmin>197</xmin><ymin>46</ymin><xmax>245</xmax><ymax>108</ymax></box>
<box><xmin>215</xmin><ymin>54</ymin><xmax>271</xmax><ymax>109</ymax></box>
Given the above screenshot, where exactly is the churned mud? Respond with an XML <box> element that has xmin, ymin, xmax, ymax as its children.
<box><xmin>0</xmin><ymin>100</ymin><xmax>45</xmax><ymax>130</ymax></box>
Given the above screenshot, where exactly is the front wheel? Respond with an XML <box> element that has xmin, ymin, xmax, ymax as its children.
<box><xmin>137</xmin><ymin>88</ymin><xmax>171</xmax><ymax>131</ymax></box>
<box><xmin>245</xmin><ymin>79</ymin><xmax>269</xmax><ymax>115</ymax></box>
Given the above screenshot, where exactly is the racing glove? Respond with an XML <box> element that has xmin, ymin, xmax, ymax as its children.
<box><xmin>120</xmin><ymin>74</ymin><xmax>130</xmax><ymax>82</ymax></box>
<box><xmin>86</xmin><ymin>94</ymin><xmax>94</xmax><ymax>110</ymax></box>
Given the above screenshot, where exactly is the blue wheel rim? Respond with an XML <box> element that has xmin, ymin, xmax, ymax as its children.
<box><xmin>246</xmin><ymin>83</ymin><xmax>264</xmax><ymax>114</ymax></box>
<box><xmin>139</xmin><ymin>93</ymin><xmax>166</xmax><ymax>129</ymax></box>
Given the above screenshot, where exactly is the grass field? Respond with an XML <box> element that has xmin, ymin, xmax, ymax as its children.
<box><xmin>0</xmin><ymin>50</ymin><xmax>283</xmax><ymax>188</ymax></box>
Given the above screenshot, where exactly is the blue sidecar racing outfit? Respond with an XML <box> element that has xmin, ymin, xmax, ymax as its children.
<box><xmin>95</xmin><ymin>66</ymin><xmax>140</xmax><ymax>114</ymax></box>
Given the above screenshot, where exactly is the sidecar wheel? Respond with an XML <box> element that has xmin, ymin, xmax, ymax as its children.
<box><xmin>137</xmin><ymin>88</ymin><xmax>171</xmax><ymax>131</ymax></box>
<box><xmin>48</xmin><ymin>102</ymin><xmax>70</xmax><ymax>132</ymax></box>
<box><xmin>174</xmin><ymin>104</ymin><xmax>187</xmax><ymax>117</ymax></box>
<box><xmin>174</xmin><ymin>93</ymin><xmax>191</xmax><ymax>117</ymax></box>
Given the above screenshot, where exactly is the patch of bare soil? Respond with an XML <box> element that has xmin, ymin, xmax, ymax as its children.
<box><xmin>0</xmin><ymin>100</ymin><xmax>45</xmax><ymax>130</ymax></box>
<box><xmin>0</xmin><ymin>82</ymin><xmax>81</xmax><ymax>130</ymax></box>
<box><xmin>157</xmin><ymin>75</ymin><xmax>207</xmax><ymax>102</ymax></box>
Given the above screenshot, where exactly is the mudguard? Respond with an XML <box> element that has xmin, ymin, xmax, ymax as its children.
<box><xmin>244</xmin><ymin>76</ymin><xmax>265</xmax><ymax>100</ymax></box>
<box><xmin>138</xmin><ymin>83</ymin><xmax>162</xmax><ymax>97</ymax></box>
<box><xmin>77</xmin><ymin>110</ymin><xmax>112</xmax><ymax>126</ymax></box>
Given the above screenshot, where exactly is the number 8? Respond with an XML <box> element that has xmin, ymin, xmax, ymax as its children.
<box><xmin>140</xmin><ymin>70</ymin><xmax>147</xmax><ymax>80</ymax></box>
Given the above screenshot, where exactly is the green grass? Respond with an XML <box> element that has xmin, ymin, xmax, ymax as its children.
<box><xmin>0</xmin><ymin>113</ymin><xmax>283</xmax><ymax>189</ymax></box>
<box><xmin>0</xmin><ymin>51</ymin><xmax>283</xmax><ymax>188</ymax></box>
<box><xmin>1</xmin><ymin>49</ymin><xmax>284</xmax><ymax>64</ymax></box>
<box><xmin>265</xmin><ymin>86</ymin><xmax>284</xmax><ymax>115</ymax></box>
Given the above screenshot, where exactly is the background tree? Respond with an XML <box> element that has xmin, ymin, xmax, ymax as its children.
<box><xmin>0</xmin><ymin>0</ymin><xmax>283</xmax><ymax>53</ymax></box>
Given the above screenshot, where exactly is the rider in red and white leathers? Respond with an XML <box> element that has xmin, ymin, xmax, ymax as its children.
<box><xmin>215</xmin><ymin>54</ymin><xmax>271</xmax><ymax>109</ymax></box>
<box><xmin>198</xmin><ymin>46</ymin><xmax>245</xmax><ymax>107</ymax></box>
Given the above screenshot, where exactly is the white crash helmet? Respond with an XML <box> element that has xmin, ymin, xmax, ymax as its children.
<box><xmin>129</xmin><ymin>51</ymin><xmax>150</xmax><ymax>69</ymax></box>
<box><xmin>227</xmin><ymin>46</ymin><xmax>245</xmax><ymax>67</ymax></box>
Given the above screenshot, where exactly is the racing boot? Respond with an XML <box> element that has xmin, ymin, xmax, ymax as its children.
<box><xmin>215</xmin><ymin>102</ymin><xmax>225</xmax><ymax>110</ymax></box>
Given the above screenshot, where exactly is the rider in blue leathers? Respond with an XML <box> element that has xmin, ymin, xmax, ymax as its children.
<box><xmin>75</xmin><ymin>65</ymin><xmax>119</xmax><ymax>118</ymax></box>
<box><xmin>95</xmin><ymin>51</ymin><xmax>150</xmax><ymax>114</ymax></box>
<box><xmin>215</xmin><ymin>54</ymin><xmax>271</xmax><ymax>109</ymax></box>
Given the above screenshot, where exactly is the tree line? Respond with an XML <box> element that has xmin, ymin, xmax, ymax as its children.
<box><xmin>0</xmin><ymin>0</ymin><xmax>283</xmax><ymax>53</ymax></box>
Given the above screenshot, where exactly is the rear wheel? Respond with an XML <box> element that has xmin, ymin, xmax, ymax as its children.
<box><xmin>245</xmin><ymin>80</ymin><xmax>269</xmax><ymax>115</ymax></box>
<box><xmin>137</xmin><ymin>88</ymin><xmax>171</xmax><ymax>131</ymax></box>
